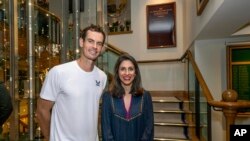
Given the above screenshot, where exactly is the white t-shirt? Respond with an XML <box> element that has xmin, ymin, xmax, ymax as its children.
<box><xmin>40</xmin><ymin>60</ymin><xmax>107</xmax><ymax>141</ymax></box>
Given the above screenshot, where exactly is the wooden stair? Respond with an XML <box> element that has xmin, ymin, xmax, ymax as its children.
<box><xmin>151</xmin><ymin>91</ymin><xmax>194</xmax><ymax>141</ymax></box>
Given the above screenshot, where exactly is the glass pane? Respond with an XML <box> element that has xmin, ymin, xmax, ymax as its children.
<box><xmin>188</xmin><ymin>60</ymin><xmax>196</xmax><ymax>115</ymax></box>
<box><xmin>200</xmin><ymin>87</ymin><xmax>208</xmax><ymax>140</ymax></box>
<box><xmin>0</xmin><ymin>0</ymin><xmax>10</xmax><ymax>139</ymax></box>
<box><xmin>188</xmin><ymin>56</ymin><xmax>211</xmax><ymax>141</ymax></box>
<box><xmin>232</xmin><ymin>48</ymin><xmax>250</xmax><ymax>62</ymax></box>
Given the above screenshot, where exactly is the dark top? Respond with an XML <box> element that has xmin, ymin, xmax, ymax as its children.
<box><xmin>101</xmin><ymin>90</ymin><xmax>154</xmax><ymax>141</ymax></box>
<box><xmin>0</xmin><ymin>82</ymin><xmax>13</xmax><ymax>127</ymax></box>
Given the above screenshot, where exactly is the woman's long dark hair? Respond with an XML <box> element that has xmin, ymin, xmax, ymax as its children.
<box><xmin>110</xmin><ymin>53</ymin><xmax>144</xmax><ymax>98</ymax></box>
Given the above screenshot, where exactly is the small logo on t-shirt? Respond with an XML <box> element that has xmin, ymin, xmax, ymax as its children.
<box><xmin>95</xmin><ymin>80</ymin><xmax>100</xmax><ymax>87</ymax></box>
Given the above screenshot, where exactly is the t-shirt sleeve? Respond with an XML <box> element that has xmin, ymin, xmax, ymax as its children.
<box><xmin>39</xmin><ymin>67</ymin><xmax>60</xmax><ymax>101</ymax></box>
<box><xmin>102</xmin><ymin>73</ymin><xmax>107</xmax><ymax>90</ymax></box>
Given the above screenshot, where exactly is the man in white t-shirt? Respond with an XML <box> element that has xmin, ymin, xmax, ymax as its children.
<box><xmin>36</xmin><ymin>24</ymin><xmax>107</xmax><ymax>141</ymax></box>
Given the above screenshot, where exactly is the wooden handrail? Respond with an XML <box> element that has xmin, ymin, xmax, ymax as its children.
<box><xmin>33</xmin><ymin>4</ymin><xmax>61</xmax><ymax>22</ymax></box>
<box><xmin>106</xmin><ymin>43</ymin><xmax>127</xmax><ymax>55</ymax></box>
<box><xmin>106</xmin><ymin>43</ymin><xmax>187</xmax><ymax>63</ymax></box>
<box><xmin>209</xmin><ymin>100</ymin><xmax>250</xmax><ymax>109</ymax></box>
<box><xmin>187</xmin><ymin>50</ymin><xmax>214</xmax><ymax>101</ymax></box>
<box><xmin>137</xmin><ymin>58</ymin><xmax>181</xmax><ymax>63</ymax></box>
<box><xmin>105</xmin><ymin>43</ymin><xmax>187</xmax><ymax>64</ymax></box>
<box><xmin>136</xmin><ymin>51</ymin><xmax>188</xmax><ymax>64</ymax></box>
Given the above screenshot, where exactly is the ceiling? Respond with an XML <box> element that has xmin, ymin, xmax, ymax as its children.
<box><xmin>197</xmin><ymin>0</ymin><xmax>250</xmax><ymax>40</ymax></box>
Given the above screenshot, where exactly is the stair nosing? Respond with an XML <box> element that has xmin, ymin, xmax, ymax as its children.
<box><xmin>154</xmin><ymin>122</ymin><xmax>188</xmax><ymax>126</ymax></box>
<box><xmin>154</xmin><ymin>110</ymin><xmax>184</xmax><ymax>113</ymax></box>
<box><xmin>154</xmin><ymin>110</ymin><xmax>192</xmax><ymax>114</ymax></box>
<box><xmin>154</xmin><ymin>137</ymin><xmax>190</xmax><ymax>141</ymax></box>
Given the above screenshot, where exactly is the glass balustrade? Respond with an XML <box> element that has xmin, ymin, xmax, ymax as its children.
<box><xmin>188</xmin><ymin>54</ymin><xmax>211</xmax><ymax>141</ymax></box>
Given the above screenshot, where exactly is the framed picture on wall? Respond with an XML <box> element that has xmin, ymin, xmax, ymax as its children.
<box><xmin>196</xmin><ymin>0</ymin><xmax>209</xmax><ymax>16</ymax></box>
<box><xmin>146</xmin><ymin>2</ymin><xmax>176</xmax><ymax>49</ymax></box>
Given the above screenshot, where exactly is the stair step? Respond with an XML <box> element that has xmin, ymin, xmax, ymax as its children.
<box><xmin>154</xmin><ymin>125</ymin><xmax>188</xmax><ymax>139</ymax></box>
<box><xmin>155</xmin><ymin>122</ymin><xmax>188</xmax><ymax>126</ymax></box>
<box><xmin>152</xmin><ymin>96</ymin><xmax>180</xmax><ymax>102</ymax></box>
<box><xmin>153</xmin><ymin>101</ymin><xmax>181</xmax><ymax>111</ymax></box>
<box><xmin>154</xmin><ymin>110</ymin><xmax>186</xmax><ymax>113</ymax></box>
<box><xmin>154</xmin><ymin>112</ymin><xmax>185</xmax><ymax>123</ymax></box>
<box><xmin>154</xmin><ymin>137</ymin><xmax>190</xmax><ymax>141</ymax></box>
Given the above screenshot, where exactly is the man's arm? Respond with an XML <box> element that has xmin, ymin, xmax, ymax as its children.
<box><xmin>36</xmin><ymin>98</ymin><xmax>54</xmax><ymax>140</ymax></box>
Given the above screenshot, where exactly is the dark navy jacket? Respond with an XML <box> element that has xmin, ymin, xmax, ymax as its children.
<box><xmin>101</xmin><ymin>91</ymin><xmax>154</xmax><ymax>141</ymax></box>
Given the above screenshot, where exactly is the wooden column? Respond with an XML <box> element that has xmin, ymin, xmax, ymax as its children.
<box><xmin>222</xmin><ymin>89</ymin><xmax>238</xmax><ymax>141</ymax></box>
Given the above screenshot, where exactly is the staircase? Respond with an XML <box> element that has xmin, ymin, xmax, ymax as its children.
<box><xmin>151</xmin><ymin>91</ymin><xmax>194</xmax><ymax>141</ymax></box>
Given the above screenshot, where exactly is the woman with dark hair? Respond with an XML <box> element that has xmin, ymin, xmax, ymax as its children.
<box><xmin>101</xmin><ymin>54</ymin><xmax>154</xmax><ymax>141</ymax></box>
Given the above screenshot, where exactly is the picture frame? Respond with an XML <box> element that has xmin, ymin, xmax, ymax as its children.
<box><xmin>146</xmin><ymin>2</ymin><xmax>176</xmax><ymax>49</ymax></box>
<box><xmin>196</xmin><ymin>0</ymin><xmax>209</xmax><ymax>16</ymax></box>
